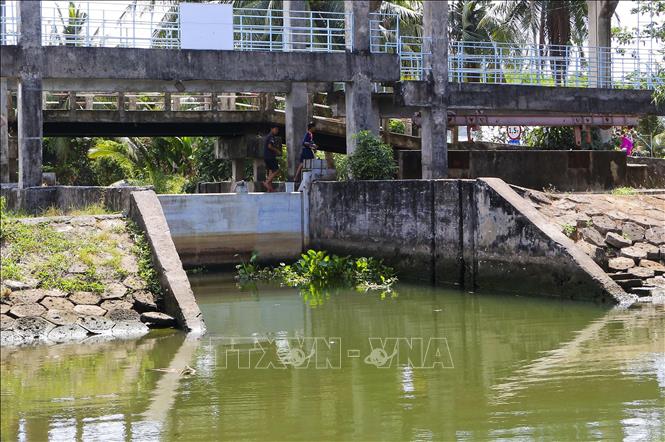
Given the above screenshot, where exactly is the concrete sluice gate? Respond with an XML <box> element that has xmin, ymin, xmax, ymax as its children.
<box><xmin>159</xmin><ymin>178</ymin><xmax>633</xmax><ymax>306</ymax></box>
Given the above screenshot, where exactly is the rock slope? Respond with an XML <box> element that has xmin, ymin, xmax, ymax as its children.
<box><xmin>522</xmin><ymin>190</ymin><xmax>665</xmax><ymax>302</ymax></box>
<box><xmin>1</xmin><ymin>214</ymin><xmax>176</xmax><ymax>346</ymax></box>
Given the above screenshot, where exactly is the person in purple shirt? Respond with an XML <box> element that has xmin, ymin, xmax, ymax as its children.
<box><xmin>295</xmin><ymin>122</ymin><xmax>317</xmax><ymax>181</ymax></box>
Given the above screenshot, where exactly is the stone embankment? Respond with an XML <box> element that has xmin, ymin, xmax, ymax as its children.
<box><xmin>1</xmin><ymin>214</ymin><xmax>177</xmax><ymax>346</ymax></box>
<box><xmin>524</xmin><ymin>190</ymin><xmax>665</xmax><ymax>303</ymax></box>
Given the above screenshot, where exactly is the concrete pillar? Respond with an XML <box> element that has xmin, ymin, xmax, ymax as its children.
<box><xmin>0</xmin><ymin>78</ymin><xmax>8</xmax><ymax>182</ymax></box>
<box><xmin>421</xmin><ymin>0</ymin><xmax>449</xmax><ymax>179</ymax></box>
<box><xmin>231</xmin><ymin>159</ymin><xmax>245</xmax><ymax>181</ymax></box>
<box><xmin>8</xmin><ymin>129</ymin><xmax>18</xmax><ymax>182</ymax></box>
<box><xmin>17</xmin><ymin>0</ymin><xmax>43</xmax><ymax>188</ymax></box>
<box><xmin>164</xmin><ymin>92</ymin><xmax>171</xmax><ymax>111</ymax></box>
<box><xmin>209</xmin><ymin>93</ymin><xmax>217</xmax><ymax>111</ymax></box>
<box><xmin>344</xmin><ymin>1</ymin><xmax>377</xmax><ymax>154</ymax></box>
<box><xmin>253</xmin><ymin>159</ymin><xmax>266</xmax><ymax>183</ymax></box>
<box><xmin>285</xmin><ymin>82</ymin><xmax>309</xmax><ymax>180</ymax></box>
<box><xmin>587</xmin><ymin>1</ymin><xmax>618</xmax><ymax>88</ymax></box>
<box><xmin>284</xmin><ymin>0</ymin><xmax>308</xmax><ymax>51</ymax></box>
<box><xmin>345</xmin><ymin>1</ymin><xmax>370</xmax><ymax>52</ymax></box>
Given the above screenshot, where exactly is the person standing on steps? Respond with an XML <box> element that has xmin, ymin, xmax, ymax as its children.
<box><xmin>295</xmin><ymin>122</ymin><xmax>317</xmax><ymax>182</ymax></box>
<box><xmin>263</xmin><ymin>125</ymin><xmax>281</xmax><ymax>192</ymax></box>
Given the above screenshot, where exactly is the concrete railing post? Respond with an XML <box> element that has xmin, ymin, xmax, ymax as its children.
<box><xmin>17</xmin><ymin>0</ymin><xmax>43</xmax><ymax>188</ymax></box>
<box><xmin>0</xmin><ymin>78</ymin><xmax>8</xmax><ymax>182</ymax></box>
<box><xmin>344</xmin><ymin>0</ymin><xmax>378</xmax><ymax>155</ymax></box>
<box><xmin>284</xmin><ymin>0</ymin><xmax>308</xmax><ymax>52</ymax></box>
<box><xmin>587</xmin><ymin>0</ymin><xmax>618</xmax><ymax>89</ymax></box>
<box><xmin>421</xmin><ymin>0</ymin><xmax>449</xmax><ymax>179</ymax></box>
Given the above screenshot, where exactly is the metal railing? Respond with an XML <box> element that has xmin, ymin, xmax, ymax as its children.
<box><xmin>447</xmin><ymin>41</ymin><xmax>663</xmax><ymax>89</ymax></box>
<box><xmin>369</xmin><ymin>12</ymin><xmax>399</xmax><ymax>54</ymax></box>
<box><xmin>0</xmin><ymin>0</ymin><xmax>19</xmax><ymax>45</ymax></box>
<box><xmin>38</xmin><ymin>2</ymin><xmax>349</xmax><ymax>52</ymax></box>
<box><xmin>395</xmin><ymin>36</ymin><xmax>664</xmax><ymax>89</ymax></box>
<box><xmin>41</xmin><ymin>1</ymin><xmax>179</xmax><ymax>48</ymax></box>
<box><xmin>42</xmin><ymin>91</ymin><xmax>263</xmax><ymax>112</ymax></box>
<box><xmin>234</xmin><ymin>8</ymin><xmax>348</xmax><ymax>52</ymax></box>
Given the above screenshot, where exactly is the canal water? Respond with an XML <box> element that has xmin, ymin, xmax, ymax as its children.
<box><xmin>1</xmin><ymin>273</ymin><xmax>664</xmax><ymax>441</ymax></box>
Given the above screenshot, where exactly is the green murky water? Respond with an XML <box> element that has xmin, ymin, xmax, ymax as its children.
<box><xmin>2</xmin><ymin>273</ymin><xmax>664</xmax><ymax>441</ymax></box>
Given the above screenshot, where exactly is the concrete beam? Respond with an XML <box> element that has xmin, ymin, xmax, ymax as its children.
<box><xmin>39</xmin><ymin>79</ymin><xmax>333</xmax><ymax>94</ymax></box>
<box><xmin>8</xmin><ymin>47</ymin><xmax>399</xmax><ymax>83</ymax></box>
<box><xmin>398</xmin><ymin>82</ymin><xmax>663</xmax><ymax>115</ymax></box>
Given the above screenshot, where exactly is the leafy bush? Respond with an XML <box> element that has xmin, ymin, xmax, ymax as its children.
<box><xmin>524</xmin><ymin>126</ymin><xmax>606</xmax><ymax>150</ymax></box>
<box><xmin>333</xmin><ymin>153</ymin><xmax>350</xmax><ymax>181</ymax></box>
<box><xmin>388</xmin><ymin>119</ymin><xmax>406</xmax><ymax>134</ymax></box>
<box><xmin>345</xmin><ymin>131</ymin><xmax>397</xmax><ymax>180</ymax></box>
<box><xmin>236</xmin><ymin>250</ymin><xmax>398</xmax><ymax>306</ymax></box>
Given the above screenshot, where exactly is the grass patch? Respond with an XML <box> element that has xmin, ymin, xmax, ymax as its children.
<box><xmin>126</xmin><ymin>220</ymin><xmax>162</xmax><ymax>299</ymax></box>
<box><xmin>1</xmin><ymin>197</ymin><xmax>149</xmax><ymax>293</ymax></box>
<box><xmin>611</xmin><ymin>187</ymin><xmax>636</xmax><ymax>196</ymax></box>
<box><xmin>1</xmin><ymin>257</ymin><xmax>23</xmax><ymax>281</ymax></box>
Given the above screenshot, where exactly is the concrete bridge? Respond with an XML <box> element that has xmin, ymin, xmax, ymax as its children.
<box><xmin>1</xmin><ymin>0</ymin><xmax>662</xmax><ymax>188</ymax></box>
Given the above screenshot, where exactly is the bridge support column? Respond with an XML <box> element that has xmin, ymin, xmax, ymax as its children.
<box><xmin>231</xmin><ymin>159</ymin><xmax>245</xmax><ymax>182</ymax></box>
<box><xmin>286</xmin><ymin>82</ymin><xmax>309</xmax><ymax>180</ymax></box>
<box><xmin>344</xmin><ymin>1</ymin><xmax>378</xmax><ymax>154</ymax></box>
<box><xmin>588</xmin><ymin>1</ymin><xmax>618</xmax><ymax>88</ymax></box>
<box><xmin>1</xmin><ymin>78</ymin><xmax>9</xmax><ymax>182</ymax></box>
<box><xmin>420</xmin><ymin>0</ymin><xmax>449</xmax><ymax>179</ymax></box>
<box><xmin>17</xmin><ymin>0</ymin><xmax>43</xmax><ymax>189</ymax></box>
<box><xmin>284</xmin><ymin>1</ymin><xmax>308</xmax><ymax>52</ymax></box>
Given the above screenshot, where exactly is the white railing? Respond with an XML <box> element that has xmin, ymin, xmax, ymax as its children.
<box><xmin>396</xmin><ymin>37</ymin><xmax>664</xmax><ymax>89</ymax></box>
<box><xmin>0</xmin><ymin>0</ymin><xmax>19</xmax><ymax>45</ymax></box>
<box><xmin>369</xmin><ymin>12</ymin><xmax>399</xmax><ymax>54</ymax></box>
<box><xmin>39</xmin><ymin>2</ymin><xmax>349</xmax><ymax>52</ymax></box>
<box><xmin>448</xmin><ymin>41</ymin><xmax>663</xmax><ymax>89</ymax></box>
<box><xmin>234</xmin><ymin>8</ymin><xmax>348</xmax><ymax>52</ymax></box>
<box><xmin>41</xmin><ymin>1</ymin><xmax>179</xmax><ymax>48</ymax></box>
<box><xmin>399</xmin><ymin>36</ymin><xmax>431</xmax><ymax>80</ymax></box>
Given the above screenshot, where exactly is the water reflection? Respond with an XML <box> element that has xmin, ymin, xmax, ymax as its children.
<box><xmin>1</xmin><ymin>275</ymin><xmax>663</xmax><ymax>441</ymax></box>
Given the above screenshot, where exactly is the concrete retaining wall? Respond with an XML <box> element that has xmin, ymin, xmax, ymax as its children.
<box><xmin>397</xmin><ymin>150</ymin><xmax>627</xmax><ymax>191</ymax></box>
<box><xmin>627</xmin><ymin>157</ymin><xmax>665</xmax><ymax>188</ymax></box>
<box><xmin>159</xmin><ymin>192</ymin><xmax>304</xmax><ymax>267</ymax></box>
<box><xmin>309</xmin><ymin>178</ymin><xmax>631</xmax><ymax>304</ymax></box>
<box><xmin>0</xmin><ymin>185</ymin><xmax>150</xmax><ymax>214</ymax></box>
<box><xmin>128</xmin><ymin>190</ymin><xmax>206</xmax><ymax>334</ymax></box>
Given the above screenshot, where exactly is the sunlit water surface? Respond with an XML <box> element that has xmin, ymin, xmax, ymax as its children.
<box><xmin>1</xmin><ymin>273</ymin><xmax>664</xmax><ymax>441</ymax></box>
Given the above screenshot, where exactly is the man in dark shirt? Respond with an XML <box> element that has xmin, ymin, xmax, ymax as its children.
<box><xmin>263</xmin><ymin>125</ymin><xmax>281</xmax><ymax>192</ymax></box>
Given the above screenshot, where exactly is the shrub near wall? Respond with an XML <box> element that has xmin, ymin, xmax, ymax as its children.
<box><xmin>340</xmin><ymin>131</ymin><xmax>397</xmax><ymax>180</ymax></box>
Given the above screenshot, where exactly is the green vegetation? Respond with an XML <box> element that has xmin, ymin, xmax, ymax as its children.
<box><xmin>336</xmin><ymin>131</ymin><xmax>397</xmax><ymax>181</ymax></box>
<box><xmin>524</xmin><ymin>126</ymin><xmax>606</xmax><ymax>150</ymax></box>
<box><xmin>611</xmin><ymin>187</ymin><xmax>637</xmax><ymax>196</ymax></box>
<box><xmin>388</xmin><ymin>119</ymin><xmax>406</xmax><ymax>134</ymax></box>
<box><xmin>126</xmin><ymin>220</ymin><xmax>162</xmax><ymax>298</ymax></box>
<box><xmin>0</xmin><ymin>198</ymin><xmax>156</xmax><ymax>295</ymax></box>
<box><xmin>236</xmin><ymin>250</ymin><xmax>398</xmax><ymax>307</ymax></box>
<box><xmin>562</xmin><ymin>223</ymin><xmax>577</xmax><ymax>239</ymax></box>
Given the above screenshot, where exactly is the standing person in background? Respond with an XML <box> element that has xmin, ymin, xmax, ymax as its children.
<box><xmin>263</xmin><ymin>125</ymin><xmax>281</xmax><ymax>192</ymax></box>
<box><xmin>620</xmin><ymin>129</ymin><xmax>634</xmax><ymax>157</ymax></box>
<box><xmin>295</xmin><ymin>122</ymin><xmax>317</xmax><ymax>182</ymax></box>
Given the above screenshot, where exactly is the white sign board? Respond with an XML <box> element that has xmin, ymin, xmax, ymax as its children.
<box><xmin>180</xmin><ymin>3</ymin><xmax>234</xmax><ymax>50</ymax></box>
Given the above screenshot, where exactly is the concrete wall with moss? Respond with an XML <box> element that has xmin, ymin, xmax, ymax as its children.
<box><xmin>308</xmin><ymin>178</ymin><xmax>631</xmax><ymax>305</ymax></box>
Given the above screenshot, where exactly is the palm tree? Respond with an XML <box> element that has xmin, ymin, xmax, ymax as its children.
<box><xmin>489</xmin><ymin>0</ymin><xmax>588</xmax><ymax>85</ymax></box>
